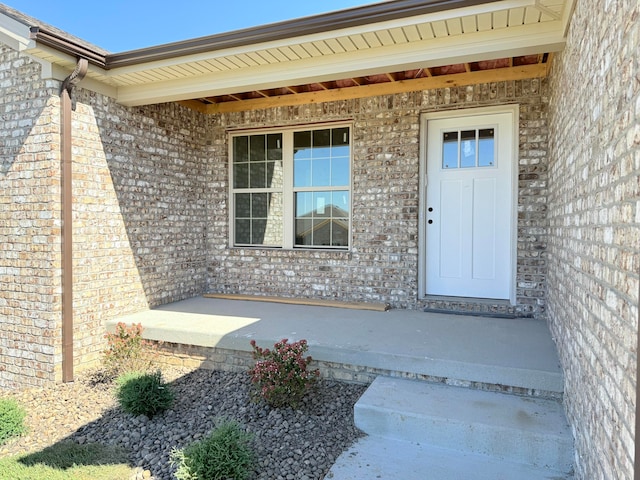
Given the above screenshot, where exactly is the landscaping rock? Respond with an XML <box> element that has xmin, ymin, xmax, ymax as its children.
<box><xmin>1</xmin><ymin>367</ymin><xmax>366</xmax><ymax>479</ymax></box>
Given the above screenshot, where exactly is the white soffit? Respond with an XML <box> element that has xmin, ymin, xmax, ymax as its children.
<box><xmin>24</xmin><ymin>0</ymin><xmax>576</xmax><ymax>106</ymax></box>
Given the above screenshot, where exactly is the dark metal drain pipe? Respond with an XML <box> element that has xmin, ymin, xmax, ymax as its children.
<box><xmin>60</xmin><ymin>58</ymin><xmax>87</xmax><ymax>383</ymax></box>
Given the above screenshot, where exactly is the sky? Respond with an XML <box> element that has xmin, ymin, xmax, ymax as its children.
<box><xmin>4</xmin><ymin>0</ymin><xmax>384</xmax><ymax>52</ymax></box>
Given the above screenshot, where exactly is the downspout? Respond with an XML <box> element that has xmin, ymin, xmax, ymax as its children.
<box><xmin>60</xmin><ymin>58</ymin><xmax>88</xmax><ymax>383</ymax></box>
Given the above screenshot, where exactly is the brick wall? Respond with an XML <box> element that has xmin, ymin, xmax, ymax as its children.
<box><xmin>73</xmin><ymin>90</ymin><xmax>210</xmax><ymax>309</ymax></box>
<box><xmin>208</xmin><ymin>80</ymin><xmax>550</xmax><ymax>316</ymax></box>
<box><xmin>0</xmin><ymin>46</ymin><xmax>212</xmax><ymax>387</ymax></box>
<box><xmin>0</xmin><ymin>45</ymin><xmax>61</xmax><ymax>388</ymax></box>
<box><xmin>64</xmin><ymin>90</ymin><xmax>211</xmax><ymax>375</ymax></box>
<box><xmin>546</xmin><ymin>1</ymin><xmax>640</xmax><ymax>478</ymax></box>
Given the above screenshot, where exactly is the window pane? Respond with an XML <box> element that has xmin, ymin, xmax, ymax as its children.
<box><xmin>313</xmin><ymin>129</ymin><xmax>331</xmax><ymax>148</ymax></box>
<box><xmin>296</xmin><ymin>192</ymin><xmax>313</xmax><ymax>217</ymax></box>
<box><xmin>311</xmin><ymin>219</ymin><xmax>330</xmax><ymax>246</ymax></box>
<box><xmin>460</xmin><ymin>130</ymin><xmax>476</xmax><ymax>168</ymax></box>
<box><xmin>294</xmin><ymin>190</ymin><xmax>349</xmax><ymax>247</ymax></box>
<box><xmin>235</xmin><ymin>193</ymin><xmax>251</xmax><ymax>218</ymax></box>
<box><xmin>250</xmin><ymin>135</ymin><xmax>265</xmax><ymax>162</ymax></box>
<box><xmin>294</xmin><ymin>131</ymin><xmax>311</xmax><ymax>159</ymax></box>
<box><xmin>311</xmin><ymin>158</ymin><xmax>331</xmax><ymax>187</ymax></box>
<box><xmin>331</xmin><ymin>145</ymin><xmax>350</xmax><ymax>158</ymax></box>
<box><xmin>478</xmin><ymin>128</ymin><xmax>495</xmax><ymax>167</ymax></box>
<box><xmin>313</xmin><ymin>191</ymin><xmax>331</xmax><ymax>216</ymax></box>
<box><xmin>249</xmin><ymin>162</ymin><xmax>266</xmax><ymax>188</ymax></box>
<box><xmin>295</xmin><ymin>219</ymin><xmax>313</xmax><ymax>245</ymax></box>
<box><xmin>235</xmin><ymin>193</ymin><xmax>282</xmax><ymax>246</ymax></box>
<box><xmin>262</xmin><ymin>192</ymin><xmax>282</xmax><ymax>245</ymax></box>
<box><xmin>332</xmin><ymin>191</ymin><xmax>349</xmax><ymax>213</ymax></box>
<box><xmin>311</xmin><ymin>129</ymin><xmax>331</xmax><ymax>159</ymax></box>
<box><xmin>267</xmin><ymin>160</ymin><xmax>283</xmax><ymax>189</ymax></box>
<box><xmin>251</xmin><ymin>219</ymin><xmax>267</xmax><ymax>244</ymax></box>
<box><xmin>331</xmin><ymin>218</ymin><xmax>349</xmax><ymax>247</ymax></box>
<box><xmin>332</xmin><ymin>127</ymin><xmax>349</xmax><ymax>146</ymax></box>
<box><xmin>235</xmin><ymin>219</ymin><xmax>251</xmax><ymax>244</ymax></box>
<box><xmin>294</xmin><ymin>159</ymin><xmax>311</xmax><ymax>187</ymax></box>
<box><xmin>233</xmin><ymin>136</ymin><xmax>248</xmax><ymax>163</ymax></box>
<box><xmin>442</xmin><ymin>131</ymin><xmax>458</xmax><ymax>169</ymax></box>
<box><xmin>331</xmin><ymin>157</ymin><xmax>350</xmax><ymax>186</ymax></box>
<box><xmin>267</xmin><ymin>134</ymin><xmax>282</xmax><ymax>160</ymax></box>
<box><xmin>252</xmin><ymin>193</ymin><xmax>268</xmax><ymax>218</ymax></box>
<box><xmin>234</xmin><ymin>163</ymin><xmax>249</xmax><ymax>189</ymax></box>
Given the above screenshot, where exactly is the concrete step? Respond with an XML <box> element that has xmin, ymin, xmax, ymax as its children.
<box><xmin>354</xmin><ymin>376</ymin><xmax>574</xmax><ymax>474</ymax></box>
<box><xmin>327</xmin><ymin>437</ymin><xmax>573</xmax><ymax>480</ymax></box>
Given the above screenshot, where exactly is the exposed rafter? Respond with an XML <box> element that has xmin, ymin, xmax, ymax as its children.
<box><xmin>179</xmin><ymin>57</ymin><xmax>549</xmax><ymax>114</ymax></box>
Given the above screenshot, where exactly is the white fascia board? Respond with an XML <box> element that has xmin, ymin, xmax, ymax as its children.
<box><xmin>116</xmin><ymin>21</ymin><xmax>564</xmax><ymax>106</ymax></box>
<box><xmin>107</xmin><ymin>0</ymin><xmax>540</xmax><ymax>77</ymax></box>
<box><xmin>14</xmin><ymin>44</ymin><xmax>118</xmax><ymax>99</ymax></box>
<box><xmin>0</xmin><ymin>13</ymin><xmax>34</xmax><ymax>52</ymax></box>
<box><xmin>560</xmin><ymin>0</ymin><xmax>577</xmax><ymax>35</ymax></box>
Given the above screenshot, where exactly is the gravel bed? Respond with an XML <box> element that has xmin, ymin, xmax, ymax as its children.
<box><xmin>1</xmin><ymin>367</ymin><xmax>367</xmax><ymax>479</ymax></box>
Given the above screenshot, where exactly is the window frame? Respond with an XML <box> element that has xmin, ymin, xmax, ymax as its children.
<box><xmin>228</xmin><ymin>122</ymin><xmax>353</xmax><ymax>250</ymax></box>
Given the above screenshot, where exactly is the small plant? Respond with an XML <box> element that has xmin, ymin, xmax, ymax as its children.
<box><xmin>116</xmin><ymin>370</ymin><xmax>174</xmax><ymax>418</ymax></box>
<box><xmin>103</xmin><ymin>322</ymin><xmax>156</xmax><ymax>378</ymax></box>
<box><xmin>0</xmin><ymin>398</ymin><xmax>26</xmax><ymax>445</ymax></box>
<box><xmin>170</xmin><ymin>419</ymin><xmax>255</xmax><ymax>480</ymax></box>
<box><xmin>248</xmin><ymin>338</ymin><xmax>319</xmax><ymax>408</ymax></box>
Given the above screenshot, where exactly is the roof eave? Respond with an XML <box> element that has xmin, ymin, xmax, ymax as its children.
<box><xmin>29</xmin><ymin>26</ymin><xmax>107</xmax><ymax>68</ymax></box>
<box><xmin>33</xmin><ymin>0</ymin><xmax>501</xmax><ymax>70</ymax></box>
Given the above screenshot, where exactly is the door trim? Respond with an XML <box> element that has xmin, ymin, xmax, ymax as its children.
<box><xmin>418</xmin><ymin>105</ymin><xmax>519</xmax><ymax>305</ymax></box>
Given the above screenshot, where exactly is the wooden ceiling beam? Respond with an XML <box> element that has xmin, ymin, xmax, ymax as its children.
<box><xmin>183</xmin><ymin>63</ymin><xmax>549</xmax><ymax>114</ymax></box>
<box><xmin>545</xmin><ymin>52</ymin><xmax>554</xmax><ymax>75</ymax></box>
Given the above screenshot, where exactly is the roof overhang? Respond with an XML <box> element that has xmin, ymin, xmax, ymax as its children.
<box><xmin>2</xmin><ymin>0</ymin><xmax>576</xmax><ymax>112</ymax></box>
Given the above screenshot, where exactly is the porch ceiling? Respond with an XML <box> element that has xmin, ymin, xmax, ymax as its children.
<box><xmin>14</xmin><ymin>0</ymin><xmax>575</xmax><ymax>111</ymax></box>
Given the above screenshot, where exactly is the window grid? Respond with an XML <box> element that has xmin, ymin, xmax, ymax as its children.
<box><xmin>230</xmin><ymin>125</ymin><xmax>351</xmax><ymax>250</ymax></box>
<box><xmin>442</xmin><ymin>127</ymin><xmax>496</xmax><ymax>169</ymax></box>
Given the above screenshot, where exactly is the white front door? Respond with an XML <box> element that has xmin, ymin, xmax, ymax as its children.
<box><xmin>423</xmin><ymin>108</ymin><xmax>516</xmax><ymax>300</ymax></box>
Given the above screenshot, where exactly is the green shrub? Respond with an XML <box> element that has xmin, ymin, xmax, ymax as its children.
<box><xmin>248</xmin><ymin>338</ymin><xmax>319</xmax><ymax>408</ymax></box>
<box><xmin>170</xmin><ymin>419</ymin><xmax>255</xmax><ymax>480</ymax></box>
<box><xmin>0</xmin><ymin>398</ymin><xmax>27</xmax><ymax>445</ymax></box>
<box><xmin>115</xmin><ymin>370</ymin><xmax>174</xmax><ymax>418</ymax></box>
<box><xmin>103</xmin><ymin>322</ymin><xmax>157</xmax><ymax>379</ymax></box>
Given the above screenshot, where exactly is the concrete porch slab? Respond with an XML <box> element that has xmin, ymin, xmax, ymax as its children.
<box><xmin>107</xmin><ymin>296</ymin><xmax>564</xmax><ymax>394</ymax></box>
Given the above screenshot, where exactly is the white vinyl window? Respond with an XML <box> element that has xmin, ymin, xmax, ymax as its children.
<box><xmin>230</xmin><ymin>124</ymin><xmax>351</xmax><ymax>249</ymax></box>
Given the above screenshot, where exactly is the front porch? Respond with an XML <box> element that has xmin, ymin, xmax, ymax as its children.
<box><xmin>107</xmin><ymin>296</ymin><xmax>564</xmax><ymax>398</ymax></box>
<box><xmin>108</xmin><ymin>296</ymin><xmax>573</xmax><ymax>478</ymax></box>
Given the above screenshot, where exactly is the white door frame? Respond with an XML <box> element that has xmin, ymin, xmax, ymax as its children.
<box><xmin>418</xmin><ymin>105</ymin><xmax>519</xmax><ymax>305</ymax></box>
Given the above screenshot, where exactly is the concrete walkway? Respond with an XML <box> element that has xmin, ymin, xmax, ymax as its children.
<box><xmin>110</xmin><ymin>295</ymin><xmax>563</xmax><ymax>394</ymax></box>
